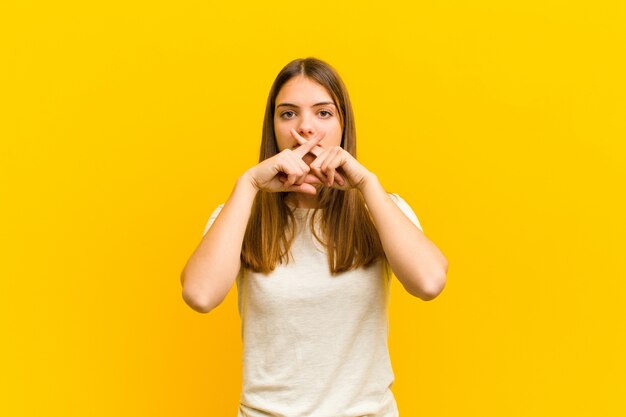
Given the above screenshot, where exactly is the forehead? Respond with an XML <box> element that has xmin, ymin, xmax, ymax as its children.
<box><xmin>275</xmin><ymin>76</ymin><xmax>333</xmax><ymax>105</ymax></box>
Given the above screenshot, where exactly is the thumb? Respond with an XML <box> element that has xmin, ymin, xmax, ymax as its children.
<box><xmin>285</xmin><ymin>182</ymin><xmax>318</xmax><ymax>195</ymax></box>
<box><xmin>302</xmin><ymin>173</ymin><xmax>322</xmax><ymax>185</ymax></box>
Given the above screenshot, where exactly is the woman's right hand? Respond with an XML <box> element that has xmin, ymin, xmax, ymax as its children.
<box><xmin>246</xmin><ymin>133</ymin><xmax>327</xmax><ymax>195</ymax></box>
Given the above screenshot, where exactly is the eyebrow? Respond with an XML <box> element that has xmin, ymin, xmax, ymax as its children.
<box><xmin>276</xmin><ymin>101</ymin><xmax>336</xmax><ymax>109</ymax></box>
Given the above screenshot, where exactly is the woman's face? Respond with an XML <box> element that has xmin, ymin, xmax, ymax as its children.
<box><xmin>273</xmin><ymin>75</ymin><xmax>342</xmax><ymax>165</ymax></box>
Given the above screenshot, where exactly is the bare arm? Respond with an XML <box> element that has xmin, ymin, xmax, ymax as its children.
<box><xmin>300</xmin><ymin>138</ymin><xmax>448</xmax><ymax>301</ymax></box>
<box><xmin>180</xmin><ymin>171</ymin><xmax>258</xmax><ymax>313</ymax></box>
<box><xmin>359</xmin><ymin>173</ymin><xmax>448</xmax><ymax>301</ymax></box>
<box><xmin>180</xmin><ymin>133</ymin><xmax>330</xmax><ymax>313</ymax></box>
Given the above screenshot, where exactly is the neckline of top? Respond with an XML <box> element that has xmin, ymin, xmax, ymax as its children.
<box><xmin>285</xmin><ymin>203</ymin><xmax>323</xmax><ymax>211</ymax></box>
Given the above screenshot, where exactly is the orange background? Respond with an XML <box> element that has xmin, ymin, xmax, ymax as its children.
<box><xmin>2</xmin><ymin>1</ymin><xmax>625</xmax><ymax>416</ymax></box>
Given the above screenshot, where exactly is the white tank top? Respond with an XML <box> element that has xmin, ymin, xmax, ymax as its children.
<box><xmin>202</xmin><ymin>193</ymin><xmax>422</xmax><ymax>417</ymax></box>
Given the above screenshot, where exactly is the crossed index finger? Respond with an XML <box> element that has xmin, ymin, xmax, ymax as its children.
<box><xmin>292</xmin><ymin>129</ymin><xmax>326</xmax><ymax>158</ymax></box>
<box><xmin>291</xmin><ymin>128</ymin><xmax>325</xmax><ymax>158</ymax></box>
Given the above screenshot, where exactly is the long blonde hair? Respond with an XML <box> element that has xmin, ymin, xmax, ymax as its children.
<box><xmin>241</xmin><ymin>57</ymin><xmax>387</xmax><ymax>275</ymax></box>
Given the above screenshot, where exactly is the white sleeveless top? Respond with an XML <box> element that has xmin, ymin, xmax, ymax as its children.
<box><xmin>202</xmin><ymin>193</ymin><xmax>422</xmax><ymax>417</ymax></box>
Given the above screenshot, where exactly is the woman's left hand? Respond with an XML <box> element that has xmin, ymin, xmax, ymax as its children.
<box><xmin>290</xmin><ymin>129</ymin><xmax>372</xmax><ymax>191</ymax></box>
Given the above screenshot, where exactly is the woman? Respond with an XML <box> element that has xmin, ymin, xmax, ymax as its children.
<box><xmin>181</xmin><ymin>57</ymin><xmax>448</xmax><ymax>417</ymax></box>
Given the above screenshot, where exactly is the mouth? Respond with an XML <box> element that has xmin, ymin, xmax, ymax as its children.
<box><xmin>302</xmin><ymin>152</ymin><xmax>316</xmax><ymax>162</ymax></box>
<box><xmin>291</xmin><ymin>146</ymin><xmax>316</xmax><ymax>156</ymax></box>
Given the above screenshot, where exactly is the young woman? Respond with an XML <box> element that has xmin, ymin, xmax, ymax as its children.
<box><xmin>181</xmin><ymin>57</ymin><xmax>448</xmax><ymax>417</ymax></box>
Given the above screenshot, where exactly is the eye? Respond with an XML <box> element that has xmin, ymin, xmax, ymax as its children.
<box><xmin>319</xmin><ymin>110</ymin><xmax>333</xmax><ymax>118</ymax></box>
<box><xmin>280</xmin><ymin>111</ymin><xmax>295</xmax><ymax>119</ymax></box>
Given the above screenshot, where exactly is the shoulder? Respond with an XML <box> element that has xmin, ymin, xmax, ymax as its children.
<box><xmin>386</xmin><ymin>193</ymin><xmax>423</xmax><ymax>232</ymax></box>
<box><xmin>202</xmin><ymin>203</ymin><xmax>226</xmax><ymax>237</ymax></box>
<box><xmin>388</xmin><ymin>193</ymin><xmax>403</xmax><ymax>204</ymax></box>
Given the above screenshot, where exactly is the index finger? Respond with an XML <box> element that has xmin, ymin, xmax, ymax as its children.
<box><xmin>291</xmin><ymin>129</ymin><xmax>325</xmax><ymax>157</ymax></box>
<box><xmin>292</xmin><ymin>130</ymin><xmax>326</xmax><ymax>158</ymax></box>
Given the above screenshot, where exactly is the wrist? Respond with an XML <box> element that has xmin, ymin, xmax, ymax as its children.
<box><xmin>357</xmin><ymin>171</ymin><xmax>378</xmax><ymax>193</ymax></box>
<box><xmin>239</xmin><ymin>169</ymin><xmax>260</xmax><ymax>193</ymax></box>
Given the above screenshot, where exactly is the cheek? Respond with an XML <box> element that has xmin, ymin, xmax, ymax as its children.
<box><xmin>274</xmin><ymin>124</ymin><xmax>291</xmax><ymax>150</ymax></box>
<box><xmin>329</xmin><ymin>125</ymin><xmax>343</xmax><ymax>147</ymax></box>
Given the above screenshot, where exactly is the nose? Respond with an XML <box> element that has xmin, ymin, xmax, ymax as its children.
<box><xmin>298</xmin><ymin>114</ymin><xmax>315</xmax><ymax>138</ymax></box>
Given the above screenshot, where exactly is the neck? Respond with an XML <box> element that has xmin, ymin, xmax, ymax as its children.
<box><xmin>286</xmin><ymin>191</ymin><xmax>321</xmax><ymax>209</ymax></box>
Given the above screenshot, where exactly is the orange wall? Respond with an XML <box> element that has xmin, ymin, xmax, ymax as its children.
<box><xmin>1</xmin><ymin>1</ymin><xmax>624</xmax><ymax>416</ymax></box>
